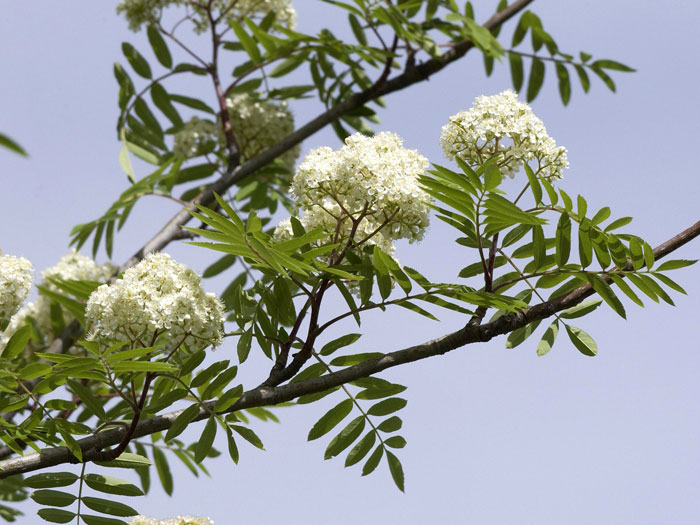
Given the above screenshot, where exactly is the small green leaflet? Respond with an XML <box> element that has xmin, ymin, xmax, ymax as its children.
<box><xmin>536</xmin><ymin>320</ymin><xmax>559</xmax><ymax>357</ymax></box>
<box><xmin>565</xmin><ymin>324</ymin><xmax>597</xmax><ymax>357</ymax></box>
<box><xmin>308</xmin><ymin>399</ymin><xmax>353</xmax><ymax>441</ymax></box>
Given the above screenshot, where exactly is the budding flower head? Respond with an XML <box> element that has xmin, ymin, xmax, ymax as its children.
<box><xmin>440</xmin><ymin>90</ymin><xmax>569</xmax><ymax>180</ymax></box>
<box><xmin>173</xmin><ymin>117</ymin><xmax>218</xmax><ymax>159</ymax></box>
<box><xmin>281</xmin><ymin>132</ymin><xmax>431</xmax><ymax>256</ymax></box>
<box><xmin>0</xmin><ymin>254</ymin><xmax>33</xmax><ymax>322</ymax></box>
<box><xmin>86</xmin><ymin>253</ymin><xmax>224</xmax><ymax>352</ymax></box>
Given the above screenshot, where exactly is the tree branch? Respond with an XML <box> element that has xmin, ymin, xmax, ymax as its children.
<box><xmin>2</xmin><ymin>217</ymin><xmax>697</xmax><ymax>479</ymax></box>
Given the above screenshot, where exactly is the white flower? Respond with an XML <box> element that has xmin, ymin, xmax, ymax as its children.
<box><xmin>1</xmin><ymin>252</ymin><xmax>115</xmax><ymax>350</ymax></box>
<box><xmin>0</xmin><ymin>255</ymin><xmax>33</xmax><ymax>321</ymax></box>
<box><xmin>129</xmin><ymin>516</ymin><xmax>214</xmax><ymax>525</ymax></box>
<box><xmin>173</xmin><ymin>117</ymin><xmax>218</xmax><ymax>159</ymax></box>
<box><xmin>440</xmin><ymin>90</ymin><xmax>569</xmax><ymax>179</ymax></box>
<box><xmin>221</xmin><ymin>93</ymin><xmax>299</xmax><ymax>173</ymax></box>
<box><xmin>289</xmin><ymin>131</ymin><xmax>431</xmax><ymax>250</ymax></box>
<box><xmin>86</xmin><ymin>253</ymin><xmax>224</xmax><ymax>352</ymax></box>
<box><xmin>117</xmin><ymin>0</ymin><xmax>296</xmax><ymax>32</ymax></box>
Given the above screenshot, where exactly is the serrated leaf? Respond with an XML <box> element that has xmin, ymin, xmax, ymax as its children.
<box><xmin>231</xmin><ymin>424</ymin><xmax>264</xmax><ymax>449</ymax></box>
<box><xmin>386</xmin><ymin>450</ymin><xmax>405</xmax><ymax>491</ymax></box>
<box><xmin>94</xmin><ymin>452</ymin><xmax>152</xmax><ymax>469</ymax></box>
<box><xmin>367</xmin><ymin>397</ymin><xmax>407</xmax><ymax>417</ymax></box>
<box><xmin>555</xmin><ymin>213</ymin><xmax>571</xmax><ymax>267</ymax></box>
<box><xmin>377</xmin><ymin>416</ymin><xmax>403</xmax><ymax>433</ymax></box>
<box><xmin>655</xmin><ymin>259</ymin><xmax>697</xmax><ymax>271</ymax></box>
<box><xmin>151</xmin><ymin>446</ymin><xmax>173</xmax><ymax>496</ymax></box>
<box><xmin>587</xmin><ymin>274</ymin><xmax>626</xmax><ymax>318</ymax></box>
<box><xmin>559</xmin><ymin>298</ymin><xmax>603</xmax><ymax>319</ymax></box>
<box><xmin>320</xmin><ymin>333</ymin><xmax>362</xmax><ymax>356</ymax></box>
<box><xmin>2</xmin><ymin>324</ymin><xmax>32</xmax><ymax>360</ymax></box>
<box><xmin>345</xmin><ymin>430</ymin><xmax>376</xmax><ymax>467</ymax></box>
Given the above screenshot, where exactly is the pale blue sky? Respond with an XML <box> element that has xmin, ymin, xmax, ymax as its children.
<box><xmin>2</xmin><ymin>1</ymin><xmax>700</xmax><ymax>524</ymax></box>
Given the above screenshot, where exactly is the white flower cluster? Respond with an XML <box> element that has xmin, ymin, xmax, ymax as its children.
<box><xmin>1</xmin><ymin>252</ymin><xmax>114</xmax><ymax>349</ymax></box>
<box><xmin>86</xmin><ymin>253</ymin><xmax>224</xmax><ymax>351</ymax></box>
<box><xmin>440</xmin><ymin>90</ymin><xmax>569</xmax><ymax>180</ymax></box>
<box><xmin>117</xmin><ymin>0</ymin><xmax>296</xmax><ymax>32</ymax></box>
<box><xmin>221</xmin><ymin>93</ymin><xmax>299</xmax><ymax>173</ymax></box>
<box><xmin>0</xmin><ymin>255</ymin><xmax>33</xmax><ymax>322</ymax></box>
<box><xmin>277</xmin><ymin>132</ymin><xmax>431</xmax><ymax>257</ymax></box>
<box><xmin>129</xmin><ymin>516</ymin><xmax>213</xmax><ymax>525</ymax></box>
<box><xmin>173</xmin><ymin>117</ymin><xmax>218</xmax><ymax>159</ymax></box>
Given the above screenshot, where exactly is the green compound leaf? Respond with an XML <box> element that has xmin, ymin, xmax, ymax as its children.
<box><xmin>308</xmin><ymin>399</ymin><xmax>353</xmax><ymax>441</ymax></box>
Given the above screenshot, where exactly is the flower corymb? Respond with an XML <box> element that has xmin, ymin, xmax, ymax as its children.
<box><xmin>280</xmin><ymin>132</ymin><xmax>431</xmax><ymax>256</ymax></box>
<box><xmin>86</xmin><ymin>253</ymin><xmax>224</xmax><ymax>351</ymax></box>
<box><xmin>440</xmin><ymin>90</ymin><xmax>569</xmax><ymax>180</ymax></box>
<box><xmin>0</xmin><ymin>254</ymin><xmax>33</xmax><ymax>321</ymax></box>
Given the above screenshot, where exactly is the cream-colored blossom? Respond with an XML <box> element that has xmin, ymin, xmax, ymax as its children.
<box><xmin>289</xmin><ymin>132</ymin><xmax>431</xmax><ymax>249</ymax></box>
<box><xmin>129</xmin><ymin>516</ymin><xmax>213</xmax><ymax>525</ymax></box>
<box><xmin>117</xmin><ymin>0</ymin><xmax>296</xmax><ymax>32</ymax></box>
<box><xmin>440</xmin><ymin>90</ymin><xmax>569</xmax><ymax>179</ymax></box>
<box><xmin>0</xmin><ymin>255</ymin><xmax>33</xmax><ymax>322</ymax></box>
<box><xmin>173</xmin><ymin>117</ymin><xmax>218</xmax><ymax>159</ymax></box>
<box><xmin>221</xmin><ymin>93</ymin><xmax>299</xmax><ymax>173</ymax></box>
<box><xmin>1</xmin><ymin>252</ymin><xmax>114</xmax><ymax>351</ymax></box>
<box><xmin>86</xmin><ymin>253</ymin><xmax>224</xmax><ymax>351</ymax></box>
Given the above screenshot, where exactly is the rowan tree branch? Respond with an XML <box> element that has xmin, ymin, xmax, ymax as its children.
<box><xmin>2</xmin><ymin>218</ymin><xmax>697</xmax><ymax>479</ymax></box>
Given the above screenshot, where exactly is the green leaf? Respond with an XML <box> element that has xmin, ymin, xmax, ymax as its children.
<box><xmin>604</xmin><ymin>216</ymin><xmax>633</xmax><ymax>232</ymax></box>
<box><xmin>165</xmin><ymin>403</ymin><xmax>202</xmax><ymax>442</ymax></box>
<box><xmin>652</xmin><ymin>272</ymin><xmax>687</xmax><ymax>295</ymax></box>
<box><xmin>591</xmin><ymin>66</ymin><xmax>616</xmax><ymax>92</ymax></box>
<box><xmin>536</xmin><ymin>320</ymin><xmax>559</xmax><ymax>357</ymax></box>
<box><xmin>361</xmin><ymin>445</ymin><xmax>384</xmax><ymax>476</ymax></box>
<box><xmin>532</xmin><ymin>225</ymin><xmax>546</xmax><ymax>270</ymax></box>
<box><xmin>147</xmin><ymin>25</ymin><xmax>172</xmax><ymax>68</ymax></box>
<box><xmin>509</xmin><ymin>53</ymin><xmax>524</xmax><ymax>92</ymax></box>
<box><xmin>324</xmin><ymin>416</ymin><xmax>365</xmax><ymax>459</ymax></box>
<box><xmin>151</xmin><ymin>446</ymin><xmax>173</xmax><ymax>496</ymax></box>
<box><xmin>0</xmin><ymin>132</ymin><xmax>27</xmax><ymax>156</ymax></box>
<box><xmin>237</xmin><ymin>329</ymin><xmax>253</xmax><ymax>364</ymax></box>
<box><xmin>269</xmin><ymin>55</ymin><xmax>306</xmax><ymax>78</ymax></box>
<box><xmin>203</xmin><ymin>254</ymin><xmax>237</xmax><ymax>278</ymax></box>
<box><xmin>556</xmin><ymin>62</ymin><xmax>571</xmax><ymax>105</ymax></box>
<box><xmin>591</xmin><ymin>59</ymin><xmax>635</xmax><ymax>72</ymax></box>
<box><xmin>67</xmin><ymin>379</ymin><xmax>106</xmax><ymax>421</ymax></box>
<box><xmin>348</xmin><ymin>14</ymin><xmax>368</xmax><ymax>45</ymax></box>
<box><xmin>83</xmin><ymin>474</ymin><xmax>144</xmax><ymax>497</ymax></box>
<box><xmin>526</xmin><ymin>58</ymin><xmax>545</xmax><ymax>102</ymax></box>
<box><xmin>565</xmin><ymin>324</ymin><xmax>597</xmax><ymax>357</ymax></box>
<box><xmin>320</xmin><ymin>333</ymin><xmax>362</xmax><ymax>356</ymax></box>
<box><xmin>384</xmin><ymin>436</ymin><xmax>407</xmax><ymax>449</ymax></box>
<box><xmin>308</xmin><ymin>399</ymin><xmax>354</xmax><ymax>441</ymax></box>
<box><xmin>345</xmin><ymin>430</ymin><xmax>376</xmax><ymax>467</ymax></box>
<box><xmin>30</xmin><ymin>489</ymin><xmax>76</xmax><ymax>507</ymax></box>
<box><xmin>655</xmin><ymin>259</ymin><xmax>697</xmax><ymax>271</ymax></box>
<box><xmin>609</xmin><ymin>274</ymin><xmax>644</xmax><ymax>307</ymax></box>
<box><xmin>195</xmin><ymin>416</ymin><xmax>217</xmax><ymax>463</ymax></box>
<box><xmin>231</xmin><ymin>424</ymin><xmax>264</xmax><ymax>449</ymax></box>
<box><xmin>587</xmin><ymin>274</ymin><xmax>626</xmax><ymax>318</ymax></box>
<box><xmin>229</xmin><ymin>20</ymin><xmax>261</xmax><ymax>63</ymax></box>
<box><xmin>80</xmin><ymin>515</ymin><xmax>129</xmax><ymax>525</ymax></box>
<box><xmin>94</xmin><ymin>452</ymin><xmax>152</xmax><ymax>470</ymax></box>
<box><xmin>523</xmin><ymin>163</ymin><xmax>542</xmax><ymax>204</ymax></box>
<box><xmin>555</xmin><ymin>213</ymin><xmax>571</xmax><ymax>267</ymax></box>
<box><xmin>2</xmin><ymin>324</ymin><xmax>33</xmax><ymax>360</ymax></box>
<box><xmin>367</xmin><ymin>397</ymin><xmax>407</xmax><ymax>417</ymax></box>
<box><xmin>329</xmin><ymin>352</ymin><xmax>383</xmax><ymax>367</ymax></box>
<box><xmin>377</xmin><ymin>416</ymin><xmax>403</xmax><ymax>433</ymax></box>
<box><xmin>169</xmin><ymin>94</ymin><xmax>215</xmax><ymax>115</ymax></box>
<box><xmin>110</xmin><ymin>361</ymin><xmax>178</xmax><ymax>373</ymax></box>
<box><xmin>386</xmin><ymin>450</ymin><xmax>405</xmax><ymax>491</ymax></box>
<box><xmin>121</xmin><ymin>42</ymin><xmax>152</xmax><ymax>79</ymax></box>
<box><xmin>37</xmin><ymin>508</ymin><xmax>76</xmax><ymax>524</ymax></box>
<box><xmin>23</xmin><ymin>472</ymin><xmax>78</xmax><ymax>489</ymax></box>
<box><xmin>484</xmin><ymin>164</ymin><xmax>502</xmax><ymax>191</ymax></box>
<box><xmin>225</xmin><ymin>426</ymin><xmax>239</xmax><ymax>464</ymax></box>
<box><xmin>81</xmin><ymin>497</ymin><xmax>138</xmax><ymax>517</ymax></box>
<box><xmin>505</xmin><ymin>320</ymin><xmax>542</xmax><ymax>349</ymax></box>
<box><xmin>559</xmin><ymin>298</ymin><xmax>603</xmax><ymax>319</ymax></box>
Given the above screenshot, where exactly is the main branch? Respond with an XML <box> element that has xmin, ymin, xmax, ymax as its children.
<box><xmin>2</xmin><ymin>218</ymin><xmax>697</xmax><ymax>479</ymax></box>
